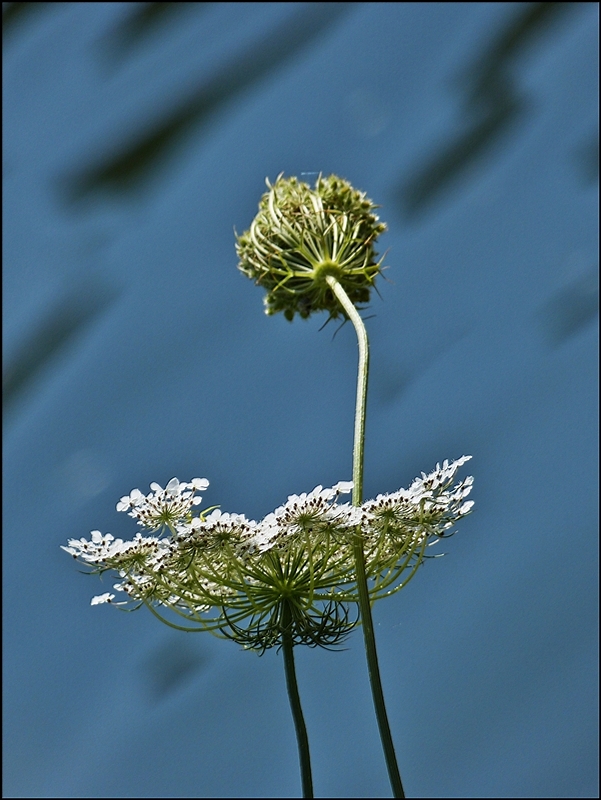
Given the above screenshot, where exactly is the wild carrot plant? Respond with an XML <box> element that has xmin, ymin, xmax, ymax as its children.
<box><xmin>64</xmin><ymin>174</ymin><xmax>474</xmax><ymax>798</ymax></box>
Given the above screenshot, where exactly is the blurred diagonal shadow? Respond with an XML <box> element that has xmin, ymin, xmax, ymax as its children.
<box><xmin>62</xmin><ymin>2</ymin><xmax>353</xmax><ymax>203</ymax></box>
<box><xmin>574</xmin><ymin>132</ymin><xmax>599</xmax><ymax>185</ymax></box>
<box><xmin>396</xmin><ymin>2</ymin><xmax>577</xmax><ymax>220</ymax></box>
<box><xmin>2</xmin><ymin>1</ymin><xmax>55</xmax><ymax>40</ymax></box>
<box><xmin>142</xmin><ymin>637</ymin><xmax>208</xmax><ymax>702</ymax></box>
<box><xmin>103</xmin><ymin>2</ymin><xmax>213</xmax><ymax>59</ymax></box>
<box><xmin>538</xmin><ymin>267</ymin><xmax>599</xmax><ymax>347</ymax></box>
<box><xmin>2</xmin><ymin>280</ymin><xmax>118</xmax><ymax>418</ymax></box>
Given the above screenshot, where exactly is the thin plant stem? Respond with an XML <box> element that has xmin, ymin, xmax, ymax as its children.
<box><xmin>325</xmin><ymin>275</ymin><xmax>406</xmax><ymax>799</ymax></box>
<box><xmin>282</xmin><ymin>603</ymin><xmax>314</xmax><ymax>798</ymax></box>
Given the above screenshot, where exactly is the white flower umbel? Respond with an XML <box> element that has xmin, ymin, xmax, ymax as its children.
<box><xmin>358</xmin><ymin>457</ymin><xmax>474</xmax><ymax>600</ymax></box>
<box><xmin>362</xmin><ymin>456</ymin><xmax>474</xmax><ymax>537</ymax></box>
<box><xmin>62</xmin><ymin>530</ymin><xmax>128</xmax><ymax>564</ymax></box>
<box><xmin>252</xmin><ymin>482</ymin><xmax>354</xmax><ymax>553</ymax></box>
<box><xmin>63</xmin><ymin>465</ymin><xmax>474</xmax><ymax>638</ymax></box>
<box><xmin>64</xmin><ymin>477</ymin><xmax>362</xmax><ymax>650</ymax></box>
<box><xmin>63</xmin><ymin>468</ymin><xmax>473</xmax><ymax>800</ymax></box>
<box><xmin>116</xmin><ymin>477</ymin><xmax>209</xmax><ymax>533</ymax></box>
<box><xmin>176</xmin><ymin>508</ymin><xmax>256</xmax><ymax>547</ymax></box>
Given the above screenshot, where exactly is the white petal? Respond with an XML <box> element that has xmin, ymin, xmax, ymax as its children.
<box><xmin>91</xmin><ymin>593</ymin><xmax>114</xmax><ymax>605</ymax></box>
<box><xmin>166</xmin><ymin>477</ymin><xmax>180</xmax><ymax>494</ymax></box>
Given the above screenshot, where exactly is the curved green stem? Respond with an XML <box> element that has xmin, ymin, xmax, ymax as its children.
<box><xmin>325</xmin><ymin>275</ymin><xmax>406</xmax><ymax>799</ymax></box>
<box><xmin>282</xmin><ymin>603</ymin><xmax>314</xmax><ymax>798</ymax></box>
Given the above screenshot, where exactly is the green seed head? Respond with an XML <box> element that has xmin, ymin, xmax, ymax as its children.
<box><xmin>236</xmin><ymin>173</ymin><xmax>387</xmax><ymax>321</ymax></box>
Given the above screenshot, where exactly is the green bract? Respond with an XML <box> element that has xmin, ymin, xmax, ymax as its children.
<box><xmin>236</xmin><ymin>174</ymin><xmax>387</xmax><ymax>320</ymax></box>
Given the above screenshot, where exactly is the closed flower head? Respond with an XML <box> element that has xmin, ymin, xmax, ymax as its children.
<box><xmin>236</xmin><ymin>173</ymin><xmax>387</xmax><ymax>320</ymax></box>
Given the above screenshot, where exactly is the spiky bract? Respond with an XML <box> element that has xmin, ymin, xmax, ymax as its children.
<box><xmin>236</xmin><ymin>174</ymin><xmax>387</xmax><ymax>320</ymax></box>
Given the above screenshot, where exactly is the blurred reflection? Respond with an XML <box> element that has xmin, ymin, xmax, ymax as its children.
<box><xmin>2</xmin><ymin>1</ymin><xmax>54</xmax><ymax>39</ymax></box>
<box><xmin>397</xmin><ymin>2</ymin><xmax>576</xmax><ymax>219</ymax></box>
<box><xmin>62</xmin><ymin>2</ymin><xmax>353</xmax><ymax>202</ymax></box>
<box><xmin>539</xmin><ymin>266</ymin><xmax>599</xmax><ymax>347</ymax></box>
<box><xmin>142</xmin><ymin>637</ymin><xmax>208</xmax><ymax>702</ymax></box>
<box><xmin>103</xmin><ymin>2</ymin><xmax>212</xmax><ymax>58</ymax></box>
<box><xmin>345</xmin><ymin>87</ymin><xmax>389</xmax><ymax>139</ymax></box>
<box><xmin>2</xmin><ymin>278</ymin><xmax>117</xmax><ymax>417</ymax></box>
<box><xmin>574</xmin><ymin>132</ymin><xmax>599</xmax><ymax>185</ymax></box>
<box><xmin>57</xmin><ymin>448</ymin><xmax>112</xmax><ymax>505</ymax></box>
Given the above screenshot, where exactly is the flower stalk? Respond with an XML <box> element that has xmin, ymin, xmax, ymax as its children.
<box><xmin>326</xmin><ymin>274</ymin><xmax>405</xmax><ymax>799</ymax></box>
<box><xmin>282</xmin><ymin>602</ymin><xmax>314</xmax><ymax>798</ymax></box>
